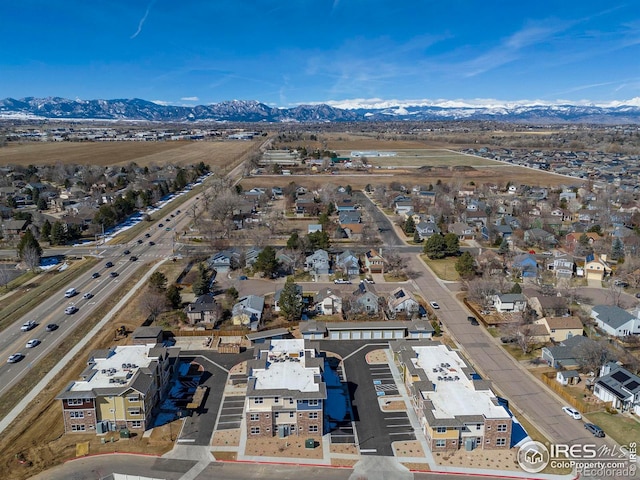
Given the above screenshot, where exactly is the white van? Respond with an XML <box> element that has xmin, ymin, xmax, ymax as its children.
<box><xmin>64</xmin><ymin>288</ymin><xmax>77</xmax><ymax>298</ymax></box>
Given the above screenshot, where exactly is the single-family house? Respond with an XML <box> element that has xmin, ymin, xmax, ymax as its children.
<box><xmin>364</xmin><ymin>249</ymin><xmax>385</xmax><ymax>274</ymax></box>
<box><xmin>338</xmin><ymin>211</ymin><xmax>361</xmax><ymax>225</ymax></box>
<box><xmin>305</xmin><ymin>249</ymin><xmax>330</xmax><ymax>276</ymax></box>
<box><xmin>208</xmin><ymin>249</ymin><xmax>239</xmax><ymax>273</ymax></box>
<box><xmin>335</xmin><ymin>197</ymin><xmax>357</xmax><ymax>212</ymax></box>
<box><xmin>185</xmin><ymin>293</ymin><xmax>221</xmax><ymax>325</ymax></box>
<box><xmin>387</xmin><ymin>287</ymin><xmax>419</xmax><ymax>317</ymax></box>
<box><xmin>590</xmin><ymin>305</ymin><xmax>640</xmax><ymax>337</ymax></box>
<box><xmin>584</xmin><ymin>254</ymin><xmax>612</xmax><ymax>281</ymax></box>
<box><xmin>314</xmin><ymin>288</ymin><xmax>343</xmax><ymax>316</ymax></box>
<box><xmin>541</xmin><ymin>335</ymin><xmax>592</xmax><ymax>369</ymax></box>
<box><xmin>232</xmin><ymin>295</ymin><xmax>265</xmax><ymax>329</ymax></box>
<box><xmin>594</xmin><ymin>363</ymin><xmax>640</xmax><ymax>414</ymax></box>
<box><xmin>448</xmin><ymin>222</ymin><xmax>474</xmax><ymax>240</ymax></box>
<box><xmin>549</xmin><ymin>254</ymin><xmax>575</xmax><ymax>279</ymax></box>
<box><xmin>351</xmin><ymin>281</ymin><xmax>380</xmax><ymax>315</ymax></box>
<box><xmin>416</xmin><ymin>221</ymin><xmax>441</xmax><ymax>240</ymax></box>
<box><xmin>395</xmin><ymin>200</ymin><xmax>414</xmax><ymax>216</ymax></box>
<box><xmin>493</xmin><ymin>293</ymin><xmax>527</xmax><ymax>313</ymax></box>
<box><xmin>524</xmin><ymin>228</ymin><xmax>557</xmax><ymax>247</ymax></box>
<box><xmin>511</xmin><ymin>254</ymin><xmax>538</xmax><ymax>278</ymax></box>
<box><xmin>540</xmin><ymin>316</ymin><xmax>584</xmax><ymax>342</ymax></box>
<box><xmin>335</xmin><ymin>250</ymin><xmax>359</xmax><ymax>276</ymax></box>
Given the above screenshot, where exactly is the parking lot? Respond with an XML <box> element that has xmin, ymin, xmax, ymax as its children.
<box><xmin>369</xmin><ymin>364</ymin><xmax>399</xmax><ymax>397</ymax></box>
<box><xmin>216</xmin><ymin>396</ymin><xmax>245</xmax><ymax>430</ymax></box>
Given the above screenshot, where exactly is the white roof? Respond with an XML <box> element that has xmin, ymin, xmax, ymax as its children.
<box><xmin>69</xmin><ymin>344</ymin><xmax>158</xmax><ymax>392</ymax></box>
<box><xmin>253</xmin><ymin>339</ymin><xmax>319</xmax><ymax>393</ymax></box>
<box><xmin>412</xmin><ymin>344</ymin><xmax>509</xmax><ymax>420</ymax></box>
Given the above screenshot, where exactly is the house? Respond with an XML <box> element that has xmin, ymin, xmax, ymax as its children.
<box><xmin>556</xmin><ymin>370</ymin><xmax>580</xmax><ymax>386</ymax></box>
<box><xmin>185</xmin><ymin>293</ymin><xmax>220</xmax><ymax>325</ymax></box>
<box><xmin>549</xmin><ymin>254</ymin><xmax>575</xmax><ymax>279</ymax></box>
<box><xmin>1</xmin><ymin>219</ymin><xmax>28</xmax><ymax>237</ymax></box>
<box><xmin>395</xmin><ymin>200</ymin><xmax>414</xmax><ymax>216</ymax></box>
<box><xmin>415</xmin><ymin>221</ymin><xmax>441</xmax><ymax>240</ymax></box>
<box><xmin>539</xmin><ymin>316</ymin><xmax>584</xmax><ymax>342</ymax></box>
<box><xmin>338</xmin><ymin>211</ymin><xmax>361</xmax><ymax>225</ymax></box>
<box><xmin>448</xmin><ymin>222</ymin><xmax>474</xmax><ymax>240</ymax></box>
<box><xmin>584</xmin><ymin>254</ymin><xmax>612</xmax><ymax>281</ymax></box>
<box><xmin>387</xmin><ymin>287</ymin><xmax>419</xmax><ymax>316</ymax></box>
<box><xmin>244</xmin><ymin>339</ymin><xmax>326</xmax><ymax>438</ymax></box>
<box><xmin>131</xmin><ymin>326</ymin><xmax>164</xmax><ymax>345</ymax></box>
<box><xmin>313</xmin><ymin>288</ymin><xmax>343</xmax><ymax>316</ymax></box>
<box><xmin>364</xmin><ymin>249</ymin><xmax>385</xmax><ymax>274</ymax></box>
<box><xmin>351</xmin><ymin>281</ymin><xmax>380</xmax><ymax>315</ymax></box>
<box><xmin>334</xmin><ymin>197</ymin><xmax>357</xmax><ymax>212</ymax></box>
<box><xmin>307</xmin><ymin>224</ymin><xmax>323</xmax><ymax>234</ymax></box>
<box><xmin>56</xmin><ymin>343</ymin><xmax>178</xmax><ymax>434</ymax></box>
<box><xmin>511</xmin><ymin>254</ymin><xmax>538</xmax><ymax>278</ymax></box>
<box><xmin>232</xmin><ymin>295</ymin><xmax>265</xmax><ymax>329</ymax></box>
<box><xmin>305</xmin><ymin>249</ymin><xmax>330</xmax><ymax>276</ymax></box>
<box><xmin>493</xmin><ymin>294</ymin><xmax>527</xmax><ymax>313</ymax></box>
<box><xmin>246</xmin><ymin>328</ymin><xmax>292</xmax><ymax>345</ymax></box>
<box><xmin>541</xmin><ymin>335</ymin><xmax>592</xmax><ymax>369</ymax></box>
<box><xmin>594</xmin><ymin>363</ymin><xmax>640</xmax><ymax>414</ymax></box>
<box><xmin>335</xmin><ymin>250</ymin><xmax>359</xmax><ymax>276</ymax></box>
<box><xmin>207</xmin><ymin>249</ymin><xmax>238</xmax><ymax>273</ymax></box>
<box><xmin>524</xmin><ymin>228</ymin><xmax>556</xmax><ymax>247</ymax></box>
<box><xmin>590</xmin><ymin>305</ymin><xmax>640</xmax><ymax>337</ymax></box>
<box><xmin>393</xmin><ymin>340</ymin><xmax>512</xmax><ymax>451</ymax></box>
<box><xmin>565</xmin><ymin>232</ymin><xmax>601</xmax><ymax>253</ymax></box>
<box><xmin>245</xmin><ymin>246</ymin><xmax>263</xmax><ymax>267</ymax></box>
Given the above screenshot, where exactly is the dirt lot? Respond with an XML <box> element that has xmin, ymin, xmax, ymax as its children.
<box><xmin>0</xmin><ymin>139</ymin><xmax>260</xmax><ymax>168</ymax></box>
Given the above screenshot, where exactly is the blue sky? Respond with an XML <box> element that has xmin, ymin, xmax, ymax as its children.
<box><xmin>1</xmin><ymin>1</ymin><xmax>639</xmax><ymax>107</ymax></box>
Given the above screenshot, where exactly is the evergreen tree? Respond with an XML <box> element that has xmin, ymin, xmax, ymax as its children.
<box><xmin>424</xmin><ymin>233</ymin><xmax>446</xmax><ymax>259</ymax></box>
<box><xmin>443</xmin><ymin>233</ymin><xmax>460</xmax><ymax>257</ymax></box>
<box><xmin>510</xmin><ymin>282</ymin><xmax>522</xmax><ymax>294</ymax></box>
<box><xmin>166</xmin><ymin>284</ymin><xmax>182</xmax><ymax>309</ymax></box>
<box><xmin>286</xmin><ymin>232</ymin><xmax>300</xmax><ymax>250</ymax></box>
<box><xmin>17</xmin><ymin>229</ymin><xmax>42</xmax><ymax>259</ymax></box>
<box><xmin>498</xmin><ymin>238</ymin><xmax>510</xmax><ymax>255</ymax></box>
<box><xmin>307</xmin><ymin>230</ymin><xmax>330</xmax><ymax>250</ymax></box>
<box><xmin>611</xmin><ymin>237</ymin><xmax>624</xmax><ymax>261</ymax></box>
<box><xmin>149</xmin><ymin>271</ymin><xmax>168</xmax><ymax>291</ymax></box>
<box><xmin>41</xmin><ymin>219</ymin><xmax>52</xmax><ymax>242</ymax></box>
<box><xmin>192</xmin><ymin>263</ymin><xmax>211</xmax><ymax>296</ymax></box>
<box><xmin>254</xmin><ymin>246</ymin><xmax>279</xmax><ymax>277</ymax></box>
<box><xmin>413</xmin><ymin>230</ymin><xmax>422</xmax><ymax>243</ymax></box>
<box><xmin>279</xmin><ymin>277</ymin><xmax>302</xmax><ymax>322</ymax></box>
<box><xmin>455</xmin><ymin>251</ymin><xmax>475</xmax><ymax>278</ymax></box>
<box><xmin>404</xmin><ymin>216</ymin><xmax>416</xmax><ymax>234</ymax></box>
<box><xmin>50</xmin><ymin>221</ymin><xmax>66</xmax><ymax>245</ymax></box>
<box><xmin>37</xmin><ymin>197</ymin><xmax>48</xmax><ymax>210</ymax></box>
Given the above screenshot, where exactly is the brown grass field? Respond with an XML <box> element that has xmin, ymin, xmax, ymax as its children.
<box><xmin>0</xmin><ymin>139</ymin><xmax>261</xmax><ymax>168</ymax></box>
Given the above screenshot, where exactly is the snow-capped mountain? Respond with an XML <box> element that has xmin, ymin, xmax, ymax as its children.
<box><xmin>1</xmin><ymin>96</ymin><xmax>639</xmax><ymax>123</ymax></box>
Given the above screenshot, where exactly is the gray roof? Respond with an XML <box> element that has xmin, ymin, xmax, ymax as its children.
<box><xmin>245</xmin><ymin>328</ymin><xmax>290</xmax><ymax>341</ymax></box>
<box><xmin>498</xmin><ymin>293</ymin><xmax>525</xmax><ymax>303</ymax></box>
<box><xmin>596</xmin><ymin>364</ymin><xmax>640</xmax><ymax>400</ymax></box>
<box><xmin>591</xmin><ymin>305</ymin><xmax>636</xmax><ymax>329</ymax></box>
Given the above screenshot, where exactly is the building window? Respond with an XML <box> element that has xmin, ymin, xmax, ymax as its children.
<box><xmin>289</xmin><ymin>398</ymin><xmax>294</xmax><ymax>405</ymax></box>
<box><xmin>131</xmin><ymin>421</ymin><xmax>142</xmax><ymax>428</ymax></box>
<box><xmin>436</xmin><ymin>426</ymin><xmax>447</xmax><ymax>433</ymax></box>
<box><xmin>254</xmin><ymin>397</ymin><xmax>263</xmax><ymax>404</ymax></box>
<box><xmin>496</xmin><ymin>438</ymin><xmax>507</xmax><ymax>446</ymax></box>
<box><xmin>274</xmin><ymin>397</ymin><xmax>279</xmax><ymax>404</ymax></box>
<box><xmin>67</xmin><ymin>399</ymin><xmax>84</xmax><ymax>406</ymax></box>
<box><xmin>475</xmin><ymin>424</ymin><xmax>481</xmax><ymax>430</ymax></box>
<box><xmin>127</xmin><ymin>408</ymin><xmax>141</xmax><ymax>416</ymax></box>
<box><xmin>127</xmin><ymin>395</ymin><xmax>140</xmax><ymax>402</ymax></box>
<box><xmin>308</xmin><ymin>412</ymin><xmax>318</xmax><ymax>419</ymax></box>
<box><xmin>71</xmin><ymin>424</ymin><xmax>86</xmax><ymax>432</ymax></box>
<box><xmin>250</xmin><ymin>414</ymin><xmax>259</xmax><ymax>421</ymax></box>
<box><xmin>274</xmin><ymin>412</ymin><xmax>279</xmax><ymax>418</ymax></box>
<box><xmin>309</xmin><ymin>425</ymin><xmax>318</xmax><ymax>433</ymax></box>
<box><xmin>289</xmin><ymin>412</ymin><xmax>295</xmax><ymax>418</ymax></box>
<box><xmin>435</xmin><ymin>440</ymin><xmax>446</xmax><ymax>447</ymax></box>
<box><xmin>250</xmin><ymin>427</ymin><xmax>260</xmax><ymax>435</ymax></box>
<box><xmin>497</xmin><ymin>424</ymin><xmax>507</xmax><ymax>432</ymax></box>
<box><xmin>308</xmin><ymin>399</ymin><xmax>319</xmax><ymax>406</ymax></box>
<box><xmin>70</xmin><ymin>411</ymin><xmax>84</xmax><ymax>419</ymax></box>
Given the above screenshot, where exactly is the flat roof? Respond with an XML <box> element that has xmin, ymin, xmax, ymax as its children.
<box><xmin>253</xmin><ymin>339</ymin><xmax>320</xmax><ymax>393</ymax></box>
<box><xmin>69</xmin><ymin>344</ymin><xmax>159</xmax><ymax>392</ymax></box>
<box><xmin>412</xmin><ymin>344</ymin><xmax>509</xmax><ymax>420</ymax></box>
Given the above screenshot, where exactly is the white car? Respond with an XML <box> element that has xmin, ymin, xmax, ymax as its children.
<box><xmin>26</xmin><ymin>339</ymin><xmax>41</xmax><ymax>348</ymax></box>
<box><xmin>429</xmin><ymin>301</ymin><xmax>440</xmax><ymax>310</ymax></box>
<box><xmin>8</xmin><ymin>353</ymin><xmax>24</xmax><ymax>363</ymax></box>
<box><xmin>562</xmin><ymin>406</ymin><xmax>582</xmax><ymax>420</ymax></box>
<box><xmin>334</xmin><ymin>279</ymin><xmax>351</xmax><ymax>284</ymax></box>
<box><xmin>21</xmin><ymin>321</ymin><xmax>37</xmax><ymax>332</ymax></box>
<box><xmin>65</xmin><ymin>305</ymin><xmax>78</xmax><ymax>315</ymax></box>
<box><xmin>83</xmin><ymin>292</ymin><xmax>94</xmax><ymax>299</ymax></box>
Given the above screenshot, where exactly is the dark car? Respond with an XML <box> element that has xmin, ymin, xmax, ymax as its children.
<box><xmin>137</xmin><ymin>239</ymin><xmax>144</xmax><ymax>244</ymax></box>
<box><xmin>144</xmin><ymin>233</ymin><xmax>151</xmax><ymax>238</ymax></box>
<box><xmin>129</xmin><ymin>256</ymin><xmax>138</xmax><ymax>262</ymax></box>
<box><xmin>149</xmin><ymin>241</ymin><xmax>155</xmax><ymax>246</ymax></box>
<box><xmin>158</xmin><ymin>223</ymin><xmax>164</xmax><ymax>228</ymax></box>
<box><xmin>105</xmin><ymin>261</ymin><xmax>114</xmax><ymax>268</ymax></box>
<box><xmin>110</xmin><ymin>271</ymin><xmax>119</xmax><ymax>278</ymax></box>
<box><xmin>501</xmin><ymin>336</ymin><xmax>517</xmax><ymax>343</ymax></box>
<box><xmin>468</xmin><ymin>316</ymin><xmax>479</xmax><ymax>325</ymax></box>
<box><xmin>92</xmin><ymin>272</ymin><xmax>100</xmax><ymax>279</ymax></box>
<box><xmin>123</xmin><ymin>250</ymin><xmax>130</xmax><ymax>255</ymax></box>
<box><xmin>584</xmin><ymin>423</ymin><xmax>605</xmax><ymax>437</ymax></box>
<box><xmin>45</xmin><ymin>323</ymin><xmax>59</xmax><ymax>332</ymax></box>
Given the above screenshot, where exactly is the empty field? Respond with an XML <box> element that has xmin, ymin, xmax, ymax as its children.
<box><xmin>0</xmin><ymin>139</ymin><xmax>260</xmax><ymax>168</ymax></box>
<box><xmin>336</xmin><ymin>149</ymin><xmax>500</xmax><ymax>167</ymax></box>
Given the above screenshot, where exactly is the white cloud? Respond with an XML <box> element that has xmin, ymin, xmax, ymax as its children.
<box><xmin>131</xmin><ymin>0</ymin><xmax>156</xmax><ymax>39</ymax></box>
<box><xmin>151</xmin><ymin>100</ymin><xmax>171</xmax><ymax>106</ymax></box>
<box><xmin>180</xmin><ymin>96</ymin><xmax>199</xmax><ymax>102</ymax></box>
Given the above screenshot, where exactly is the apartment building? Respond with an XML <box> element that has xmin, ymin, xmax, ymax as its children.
<box><xmin>245</xmin><ymin>339</ymin><xmax>326</xmax><ymax>438</ymax></box>
<box><xmin>56</xmin><ymin>343</ymin><xmax>178</xmax><ymax>434</ymax></box>
<box><xmin>393</xmin><ymin>340</ymin><xmax>512</xmax><ymax>451</ymax></box>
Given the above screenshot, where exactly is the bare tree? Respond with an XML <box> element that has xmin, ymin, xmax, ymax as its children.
<box><xmin>0</xmin><ymin>266</ymin><xmax>12</xmax><ymax>290</ymax></box>
<box><xmin>384</xmin><ymin>249</ymin><xmax>408</xmax><ymax>276</ymax></box>
<box><xmin>573</xmin><ymin>339</ymin><xmax>614</xmax><ymax>374</ymax></box>
<box><xmin>22</xmin><ymin>245</ymin><xmax>41</xmax><ymax>272</ymax></box>
<box><xmin>604</xmin><ymin>283</ymin><xmax>624</xmax><ymax>307</ymax></box>
<box><xmin>465</xmin><ymin>277</ymin><xmax>500</xmax><ymax>310</ymax></box>
<box><xmin>140</xmin><ymin>291</ymin><xmax>167</xmax><ymax>322</ymax></box>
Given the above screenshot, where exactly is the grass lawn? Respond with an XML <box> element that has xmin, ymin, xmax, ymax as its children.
<box><xmin>587</xmin><ymin>412</ymin><xmax>640</xmax><ymax>447</ymax></box>
<box><xmin>420</xmin><ymin>255</ymin><xmax>460</xmax><ymax>281</ymax></box>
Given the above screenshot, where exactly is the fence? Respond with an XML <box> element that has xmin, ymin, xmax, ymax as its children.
<box><xmin>540</xmin><ymin>372</ymin><xmax>608</xmax><ymax>414</ymax></box>
<box><xmin>168</xmin><ymin>329</ymin><xmax>247</xmax><ymax>337</ymax></box>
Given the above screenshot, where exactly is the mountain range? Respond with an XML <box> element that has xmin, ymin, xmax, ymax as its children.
<box><xmin>1</xmin><ymin>96</ymin><xmax>640</xmax><ymax>124</ymax></box>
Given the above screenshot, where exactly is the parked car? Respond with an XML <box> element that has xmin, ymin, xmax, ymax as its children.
<box><xmin>614</xmin><ymin>280</ymin><xmax>629</xmax><ymax>288</ymax></box>
<box><xmin>83</xmin><ymin>292</ymin><xmax>94</xmax><ymax>299</ymax></box>
<box><xmin>468</xmin><ymin>316</ymin><xmax>479</xmax><ymax>325</ymax></box>
<box><xmin>239</xmin><ymin>275</ymin><xmax>248</xmax><ymax>280</ymax></box>
<box><xmin>105</xmin><ymin>261</ymin><xmax>114</xmax><ymax>268</ymax></box>
<box><xmin>334</xmin><ymin>278</ymin><xmax>351</xmax><ymax>284</ymax></box>
<box><xmin>21</xmin><ymin>321</ymin><xmax>37</xmax><ymax>332</ymax></box>
<box><xmin>364</xmin><ymin>277</ymin><xmax>375</xmax><ymax>284</ymax></box>
<box><xmin>429</xmin><ymin>301</ymin><xmax>440</xmax><ymax>309</ymax></box>
<box><xmin>584</xmin><ymin>423</ymin><xmax>605</xmax><ymax>437</ymax></box>
<box><xmin>7</xmin><ymin>353</ymin><xmax>24</xmax><ymax>363</ymax></box>
<box><xmin>45</xmin><ymin>323</ymin><xmax>59</xmax><ymax>332</ymax></box>
<box><xmin>562</xmin><ymin>406</ymin><xmax>582</xmax><ymax>420</ymax></box>
<box><xmin>26</xmin><ymin>339</ymin><xmax>41</xmax><ymax>348</ymax></box>
<box><xmin>91</xmin><ymin>272</ymin><xmax>100</xmax><ymax>279</ymax></box>
<box><xmin>65</xmin><ymin>305</ymin><xmax>78</xmax><ymax>315</ymax></box>
<box><xmin>501</xmin><ymin>336</ymin><xmax>517</xmax><ymax>343</ymax></box>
